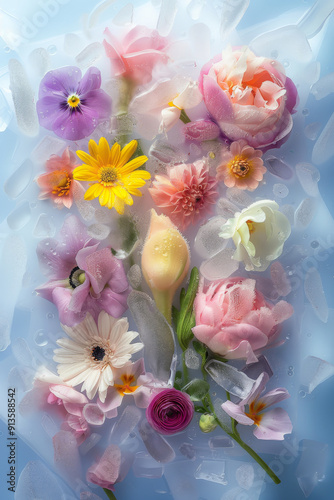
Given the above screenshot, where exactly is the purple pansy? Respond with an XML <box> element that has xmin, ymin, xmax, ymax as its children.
<box><xmin>146</xmin><ymin>388</ymin><xmax>194</xmax><ymax>435</ymax></box>
<box><xmin>36</xmin><ymin>215</ymin><xmax>130</xmax><ymax>326</ymax></box>
<box><xmin>36</xmin><ymin>66</ymin><xmax>112</xmax><ymax>141</ymax></box>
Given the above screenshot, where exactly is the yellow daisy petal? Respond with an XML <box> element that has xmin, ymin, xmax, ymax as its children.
<box><xmin>99</xmin><ymin>187</ymin><xmax>110</xmax><ymax>206</ymax></box>
<box><xmin>98</xmin><ymin>137</ymin><xmax>111</xmax><ymax>165</ymax></box>
<box><xmin>126</xmin><ymin>169</ymin><xmax>151</xmax><ymax>180</ymax></box>
<box><xmin>118</xmin><ymin>140</ymin><xmax>138</xmax><ymax>167</ymax></box>
<box><xmin>76</xmin><ymin>150</ymin><xmax>99</xmax><ymax>168</ymax></box>
<box><xmin>113</xmin><ymin>185</ymin><xmax>129</xmax><ymax>200</ymax></box>
<box><xmin>88</xmin><ymin>139</ymin><xmax>99</xmax><ymax>158</ymax></box>
<box><xmin>114</xmin><ymin>196</ymin><xmax>125</xmax><ymax>214</ymax></box>
<box><xmin>84</xmin><ymin>183</ymin><xmax>103</xmax><ymax>200</ymax></box>
<box><xmin>110</xmin><ymin>142</ymin><xmax>121</xmax><ymax>166</ymax></box>
<box><xmin>107</xmin><ymin>189</ymin><xmax>116</xmax><ymax>209</ymax></box>
<box><xmin>119</xmin><ymin>156</ymin><xmax>148</xmax><ymax>175</ymax></box>
<box><xmin>73</xmin><ymin>166</ymin><xmax>99</xmax><ymax>181</ymax></box>
<box><xmin>126</xmin><ymin>187</ymin><xmax>143</xmax><ymax>197</ymax></box>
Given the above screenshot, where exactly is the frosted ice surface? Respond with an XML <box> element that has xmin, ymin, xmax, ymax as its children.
<box><xmin>64</xmin><ymin>33</ymin><xmax>85</xmax><ymax>56</ymax></box>
<box><xmin>75</xmin><ymin>42</ymin><xmax>103</xmax><ymax>68</ymax></box>
<box><xmin>149</xmin><ymin>139</ymin><xmax>188</xmax><ymax>164</ymax></box>
<box><xmin>15</xmin><ymin>460</ymin><xmax>65</xmax><ymax>500</ymax></box>
<box><xmin>220</xmin><ymin>0</ymin><xmax>250</xmax><ymax>40</ymax></box>
<box><xmin>216</xmin><ymin>198</ymin><xmax>239</xmax><ymax>219</ymax></box>
<box><xmin>242</xmin><ymin>355</ymin><xmax>273</xmax><ymax>380</ymax></box>
<box><xmin>113</xmin><ymin>3</ymin><xmax>134</xmax><ymax>25</ymax></box>
<box><xmin>208</xmin><ymin>436</ymin><xmax>234</xmax><ymax>449</ymax></box>
<box><xmin>11</xmin><ymin>337</ymin><xmax>34</xmax><ymax>367</ymax></box>
<box><xmin>83</xmin><ymin>404</ymin><xmax>105</xmax><ymax>426</ymax></box>
<box><xmin>296</xmin><ymin>439</ymin><xmax>329</xmax><ymax>497</ymax></box>
<box><xmin>250</xmin><ymin>26</ymin><xmax>312</xmax><ymax>63</ymax></box>
<box><xmin>298</xmin><ymin>0</ymin><xmax>334</xmax><ymax>38</ymax></box>
<box><xmin>294</xmin><ymin>198</ymin><xmax>317</xmax><ymax>228</ymax></box>
<box><xmin>4</xmin><ymin>159</ymin><xmax>33</xmax><ymax>199</ymax></box>
<box><xmin>7</xmin><ymin>201</ymin><xmax>32</xmax><ymax>231</ymax></box>
<box><xmin>79</xmin><ymin>433</ymin><xmax>101</xmax><ymax>455</ymax></box>
<box><xmin>41</xmin><ymin>413</ymin><xmax>59</xmax><ymax>438</ymax></box>
<box><xmin>109</xmin><ymin>406</ymin><xmax>142</xmax><ymax>445</ymax></box>
<box><xmin>270</xmin><ymin>261</ymin><xmax>291</xmax><ymax>297</ymax></box>
<box><xmin>301</xmin><ymin>356</ymin><xmax>334</xmax><ymax>394</ymax></box>
<box><xmin>184</xmin><ymin>346</ymin><xmax>201</xmax><ymax>370</ymax></box>
<box><xmin>157</xmin><ymin>0</ymin><xmax>177</xmax><ymax>36</ymax></box>
<box><xmin>213</xmin><ymin>398</ymin><xmax>232</xmax><ymax>432</ymax></box>
<box><xmin>273</xmin><ymin>183</ymin><xmax>289</xmax><ymax>198</ymax></box>
<box><xmin>87</xmin><ymin>223</ymin><xmax>110</xmax><ymax>240</ymax></box>
<box><xmin>139</xmin><ymin>420</ymin><xmax>176</xmax><ymax>463</ymax></box>
<box><xmin>200</xmin><ymin>248</ymin><xmax>239</xmax><ymax>281</ymax></box>
<box><xmin>127</xmin><ymin>264</ymin><xmax>142</xmax><ymax>289</ymax></box>
<box><xmin>195</xmin><ymin>460</ymin><xmax>227</xmax><ymax>484</ymax></box>
<box><xmin>205</xmin><ymin>360</ymin><xmax>255</xmax><ymax>399</ymax></box>
<box><xmin>8</xmin><ymin>59</ymin><xmax>39</xmax><ymax>136</ymax></box>
<box><xmin>128</xmin><ymin>291</ymin><xmax>175</xmax><ymax>381</ymax></box>
<box><xmin>265</xmin><ymin>157</ymin><xmax>294</xmax><ymax>180</ymax></box>
<box><xmin>188</xmin><ymin>23</ymin><xmax>211</xmax><ymax>62</ymax></box>
<box><xmin>304</xmin><ymin>122</ymin><xmax>321</xmax><ymax>141</ymax></box>
<box><xmin>281</xmin><ymin>204</ymin><xmax>295</xmax><ymax>225</ymax></box>
<box><xmin>312</xmin><ymin>112</ymin><xmax>334</xmax><ymax>165</ymax></box>
<box><xmin>236</xmin><ymin>463</ymin><xmax>254</xmax><ymax>490</ymax></box>
<box><xmin>226</xmin><ymin>187</ymin><xmax>253</xmax><ymax>207</ymax></box>
<box><xmin>311</xmin><ymin>72</ymin><xmax>334</xmax><ymax>100</ymax></box>
<box><xmin>187</xmin><ymin>0</ymin><xmax>205</xmax><ymax>20</ymax></box>
<box><xmin>133</xmin><ymin>452</ymin><xmax>164</xmax><ymax>478</ymax></box>
<box><xmin>179</xmin><ymin>442</ymin><xmax>196</xmax><ymax>459</ymax></box>
<box><xmin>0</xmin><ymin>88</ymin><xmax>13</xmax><ymax>132</ymax></box>
<box><xmin>164</xmin><ymin>461</ymin><xmax>199</xmax><ymax>500</ymax></box>
<box><xmin>31</xmin><ymin>136</ymin><xmax>67</xmax><ymax>163</ymax></box>
<box><xmin>295</xmin><ymin>163</ymin><xmax>320</xmax><ymax>197</ymax></box>
<box><xmin>53</xmin><ymin>430</ymin><xmax>82</xmax><ymax>484</ymax></box>
<box><xmin>81</xmin><ymin>493</ymin><xmax>103</xmax><ymax>500</ymax></box>
<box><xmin>28</xmin><ymin>48</ymin><xmax>50</xmax><ymax>77</ymax></box>
<box><xmin>194</xmin><ymin>216</ymin><xmax>227</xmax><ymax>259</ymax></box>
<box><xmin>33</xmin><ymin>214</ymin><xmax>56</xmax><ymax>238</ymax></box>
<box><xmin>74</xmin><ymin>185</ymin><xmax>95</xmax><ymax>222</ymax></box>
<box><xmin>304</xmin><ymin>268</ymin><xmax>328</xmax><ymax>323</ymax></box>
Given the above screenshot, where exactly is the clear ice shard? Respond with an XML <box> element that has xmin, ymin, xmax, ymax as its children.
<box><xmin>109</xmin><ymin>405</ymin><xmax>142</xmax><ymax>445</ymax></box>
<box><xmin>220</xmin><ymin>0</ymin><xmax>250</xmax><ymax>40</ymax></box>
<box><xmin>113</xmin><ymin>3</ymin><xmax>134</xmax><ymax>26</ymax></box>
<box><xmin>194</xmin><ymin>216</ymin><xmax>227</xmax><ymax>259</ymax></box>
<box><xmin>304</xmin><ymin>268</ymin><xmax>328</xmax><ymax>323</ymax></box>
<box><xmin>265</xmin><ymin>157</ymin><xmax>293</xmax><ymax>180</ymax></box>
<box><xmin>53</xmin><ymin>431</ymin><xmax>82</xmax><ymax>485</ymax></box>
<box><xmin>0</xmin><ymin>88</ymin><xmax>13</xmax><ymax>132</ymax></box>
<box><xmin>128</xmin><ymin>291</ymin><xmax>175</xmax><ymax>382</ymax></box>
<box><xmin>75</xmin><ymin>42</ymin><xmax>104</xmax><ymax>68</ymax></box>
<box><xmin>300</xmin><ymin>356</ymin><xmax>334</xmax><ymax>393</ymax></box>
<box><xmin>312</xmin><ymin>112</ymin><xmax>334</xmax><ymax>165</ymax></box>
<box><xmin>133</xmin><ymin>452</ymin><xmax>164</xmax><ymax>478</ymax></box>
<box><xmin>8</xmin><ymin>59</ymin><xmax>39</xmax><ymax>136</ymax></box>
<box><xmin>295</xmin><ymin>163</ymin><xmax>320</xmax><ymax>197</ymax></box>
<box><xmin>139</xmin><ymin>420</ymin><xmax>176</xmax><ymax>463</ymax></box>
<box><xmin>195</xmin><ymin>460</ymin><xmax>227</xmax><ymax>484</ymax></box>
<box><xmin>79</xmin><ymin>433</ymin><xmax>101</xmax><ymax>455</ymax></box>
<box><xmin>4</xmin><ymin>159</ymin><xmax>33</xmax><ymax>199</ymax></box>
<box><xmin>15</xmin><ymin>460</ymin><xmax>65</xmax><ymax>500</ymax></box>
<box><xmin>29</xmin><ymin>47</ymin><xmax>50</xmax><ymax>77</ymax></box>
<box><xmin>250</xmin><ymin>26</ymin><xmax>312</xmax><ymax>63</ymax></box>
<box><xmin>296</xmin><ymin>439</ymin><xmax>329</xmax><ymax>497</ymax></box>
<box><xmin>200</xmin><ymin>248</ymin><xmax>239</xmax><ymax>281</ymax></box>
<box><xmin>311</xmin><ymin>72</ymin><xmax>334</xmax><ymax>100</ymax></box>
<box><xmin>164</xmin><ymin>461</ymin><xmax>199</xmax><ymax>500</ymax></box>
<box><xmin>242</xmin><ymin>355</ymin><xmax>273</xmax><ymax>381</ymax></box>
<box><xmin>7</xmin><ymin>201</ymin><xmax>32</xmax><ymax>231</ymax></box>
<box><xmin>33</xmin><ymin>214</ymin><xmax>56</xmax><ymax>238</ymax></box>
<box><xmin>157</xmin><ymin>0</ymin><xmax>178</xmax><ymax>36</ymax></box>
<box><xmin>205</xmin><ymin>360</ymin><xmax>255</xmax><ymax>399</ymax></box>
<box><xmin>294</xmin><ymin>198</ymin><xmax>317</xmax><ymax>228</ymax></box>
<box><xmin>297</xmin><ymin>0</ymin><xmax>334</xmax><ymax>38</ymax></box>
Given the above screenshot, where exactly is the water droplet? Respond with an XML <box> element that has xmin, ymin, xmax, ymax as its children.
<box><xmin>47</xmin><ymin>45</ymin><xmax>57</xmax><ymax>55</ymax></box>
<box><xmin>4</xmin><ymin>46</ymin><xmax>11</xmax><ymax>53</ymax></box>
<box><xmin>34</xmin><ymin>330</ymin><xmax>48</xmax><ymax>347</ymax></box>
<box><xmin>311</xmin><ymin>240</ymin><xmax>319</xmax><ymax>248</ymax></box>
<box><xmin>302</xmin><ymin>108</ymin><xmax>309</xmax><ymax>116</ymax></box>
<box><xmin>47</xmin><ymin>312</ymin><xmax>54</xmax><ymax>320</ymax></box>
<box><xmin>299</xmin><ymin>390</ymin><xmax>306</xmax><ymax>398</ymax></box>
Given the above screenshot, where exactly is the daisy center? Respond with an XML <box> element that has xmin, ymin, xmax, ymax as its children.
<box><xmin>69</xmin><ymin>266</ymin><xmax>86</xmax><ymax>288</ymax></box>
<box><xmin>99</xmin><ymin>166</ymin><xmax>118</xmax><ymax>186</ymax></box>
<box><xmin>91</xmin><ymin>345</ymin><xmax>106</xmax><ymax>361</ymax></box>
<box><xmin>229</xmin><ymin>157</ymin><xmax>251</xmax><ymax>178</ymax></box>
<box><xmin>51</xmin><ymin>170</ymin><xmax>72</xmax><ymax>197</ymax></box>
<box><xmin>67</xmin><ymin>94</ymin><xmax>80</xmax><ymax>108</ymax></box>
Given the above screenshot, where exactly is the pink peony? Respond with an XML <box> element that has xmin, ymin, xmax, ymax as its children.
<box><xmin>199</xmin><ymin>46</ymin><xmax>298</xmax><ymax>150</ymax></box>
<box><xmin>103</xmin><ymin>25</ymin><xmax>169</xmax><ymax>85</ymax></box>
<box><xmin>192</xmin><ymin>277</ymin><xmax>293</xmax><ymax>363</ymax></box>
<box><xmin>149</xmin><ymin>160</ymin><xmax>218</xmax><ymax>230</ymax></box>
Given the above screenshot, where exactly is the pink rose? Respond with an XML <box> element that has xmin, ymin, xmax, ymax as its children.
<box><xmin>199</xmin><ymin>47</ymin><xmax>298</xmax><ymax>150</ymax></box>
<box><xmin>192</xmin><ymin>277</ymin><xmax>293</xmax><ymax>363</ymax></box>
<box><xmin>103</xmin><ymin>25</ymin><xmax>169</xmax><ymax>85</ymax></box>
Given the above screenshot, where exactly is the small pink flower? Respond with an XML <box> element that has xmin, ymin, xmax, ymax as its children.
<box><xmin>217</xmin><ymin>140</ymin><xmax>266</xmax><ymax>190</ymax></box>
<box><xmin>149</xmin><ymin>160</ymin><xmax>218</xmax><ymax>230</ymax></box>
<box><xmin>222</xmin><ymin>372</ymin><xmax>292</xmax><ymax>440</ymax></box>
<box><xmin>193</xmin><ymin>277</ymin><xmax>293</xmax><ymax>363</ymax></box>
<box><xmin>36</xmin><ymin>147</ymin><xmax>83</xmax><ymax>209</ymax></box>
<box><xmin>146</xmin><ymin>388</ymin><xmax>194</xmax><ymax>435</ymax></box>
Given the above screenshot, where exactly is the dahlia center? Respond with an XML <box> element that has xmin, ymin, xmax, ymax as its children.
<box><xmin>99</xmin><ymin>166</ymin><xmax>118</xmax><ymax>185</ymax></box>
<box><xmin>229</xmin><ymin>157</ymin><xmax>251</xmax><ymax>178</ymax></box>
<box><xmin>51</xmin><ymin>170</ymin><xmax>72</xmax><ymax>197</ymax></box>
<box><xmin>67</xmin><ymin>94</ymin><xmax>80</xmax><ymax>108</ymax></box>
<box><xmin>91</xmin><ymin>345</ymin><xmax>106</xmax><ymax>362</ymax></box>
<box><xmin>69</xmin><ymin>266</ymin><xmax>86</xmax><ymax>288</ymax></box>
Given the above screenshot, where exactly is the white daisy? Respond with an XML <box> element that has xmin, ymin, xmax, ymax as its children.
<box><xmin>53</xmin><ymin>311</ymin><xmax>144</xmax><ymax>402</ymax></box>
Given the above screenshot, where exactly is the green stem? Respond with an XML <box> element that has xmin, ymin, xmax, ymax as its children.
<box><xmin>179</xmin><ymin>109</ymin><xmax>191</xmax><ymax>124</ymax></box>
<box><xmin>182</xmin><ymin>351</ymin><xmax>189</xmax><ymax>385</ymax></box>
<box><xmin>103</xmin><ymin>488</ymin><xmax>117</xmax><ymax>500</ymax></box>
<box><xmin>152</xmin><ymin>289</ymin><xmax>172</xmax><ymax>324</ymax></box>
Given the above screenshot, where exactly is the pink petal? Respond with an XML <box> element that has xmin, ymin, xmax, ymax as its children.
<box><xmin>254</xmin><ymin>407</ymin><xmax>292</xmax><ymax>440</ymax></box>
<box><xmin>83</xmin><ymin>404</ymin><xmax>106</xmax><ymax>426</ymax></box>
<box><xmin>202</xmin><ymin>74</ymin><xmax>234</xmax><ymax>122</ymax></box>
<box><xmin>86</xmin><ymin>444</ymin><xmax>121</xmax><ymax>489</ymax></box>
<box><xmin>221</xmin><ymin>400</ymin><xmax>254</xmax><ymax>425</ymax></box>
<box><xmin>50</xmin><ymin>384</ymin><xmax>88</xmax><ymax>405</ymax></box>
<box><xmin>258</xmin><ymin>387</ymin><xmax>290</xmax><ymax>409</ymax></box>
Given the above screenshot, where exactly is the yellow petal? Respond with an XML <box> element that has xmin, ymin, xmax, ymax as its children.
<box><xmin>112</xmin><ymin>185</ymin><xmax>129</xmax><ymax>200</ymax></box>
<box><xmin>98</xmin><ymin>137</ymin><xmax>111</xmax><ymax>164</ymax></box>
<box><xmin>110</xmin><ymin>142</ymin><xmax>121</xmax><ymax>166</ymax></box>
<box><xmin>107</xmin><ymin>189</ymin><xmax>116</xmax><ymax>209</ymax></box>
<box><xmin>73</xmin><ymin>165</ymin><xmax>99</xmax><ymax>181</ymax></box>
<box><xmin>126</xmin><ymin>169</ymin><xmax>151</xmax><ymax>180</ymax></box>
<box><xmin>76</xmin><ymin>150</ymin><xmax>99</xmax><ymax>168</ymax></box>
<box><xmin>126</xmin><ymin>187</ymin><xmax>143</xmax><ymax>197</ymax></box>
<box><xmin>119</xmin><ymin>156</ymin><xmax>148</xmax><ymax>175</ymax></box>
<box><xmin>84</xmin><ymin>183</ymin><xmax>103</xmax><ymax>200</ymax></box>
<box><xmin>88</xmin><ymin>140</ymin><xmax>99</xmax><ymax>158</ymax></box>
<box><xmin>99</xmin><ymin>187</ymin><xmax>110</xmax><ymax>206</ymax></box>
<box><xmin>118</xmin><ymin>140</ymin><xmax>138</xmax><ymax>167</ymax></box>
<box><xmin>114</xmin><ymin>196</ymin><xmax>125</xmax><ymax>214</ymax></box>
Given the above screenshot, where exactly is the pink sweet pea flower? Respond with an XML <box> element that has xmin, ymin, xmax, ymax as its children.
<box><xmin>222</xmin><ymin>372</ymin><xmax>292</xmax><ymax>440</ymax></box>
<box><xmin>192</xmin><ymin>277</ymin><xmax>293</xmax><ymax>363</ymax></box>
<box><xmin>199</xmin><ymin>46</ymin><xmax>298</xmax><ymax>150</ymax></box>
<box><xmin>103</xmin><ymin>25</ymin><xmax>169</xmax><ymax>85</ymax></box>
<box><xmin>86</xmin><ymin>444</ymin><xmax>121</xmax><ymax>490</ymax></box>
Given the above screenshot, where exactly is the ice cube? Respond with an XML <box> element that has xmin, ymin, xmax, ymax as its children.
<box><xmin>195</xmin><ymin>460</ymin><xmax>227</xmax><ymax>484</ymax></box>
<box><xmin>188</xmin><ymin>23</ymin><xmax>211</xmax><ymax>62</ymax></box>
<box><xmin>187</xmin><ymin>0</ymin><xmax>205</xmax><ymax>20</ymax></box>
<box><xmin>87</xmin><ymin>223</ymin><xmax>110</xmax><ymax>240</ymax></box>
<box><xmin>242</xmin><ymin>355</ymin><xmax>273</xmax><ymax>381</ymax></box>
<box><xmin>216</xmin><ymin>198</ymin><xmax>239</xmax><ymax>219</ymax></box>
<box><xmin>79</xmin><ymin>433</ymin><xmax>102</xmax><ymax>456</ymax></box>
<box><xmin>8</xmin><ymin>365</ymin><xmax>34</xmax><ymax>392</ymax></box>
<box><xmin>7</xmin><ymin>201</ymin><xmax>32</xmax><ymax>231</ymax></box>
<box><xmin>164</xmin><ymin>461</ymin><xmax>199</xmax><ymax>500</ymax></box>
<box><xmin>0</xmin><ymin>89</ymin><xmax>13</xmax><ymax>132</ymax></box>
<box><xmin>184</xmin><ymin>346</ymin><xmax>201</xmax><ymax>370</ymax></box>
<box><xmin>236</xmin><ymin>463</ymin><xmax>254</xmax><ymax>490</ymax></box>
<box><xmin>298</xmin><ymin>0</ymin><xmax>334</xmax><ymax>38</ymax></box>
<box><xmin>294</xmin><ymin>198</ymin><xmax>317</xmax><ymax>228</ymax></box>
<box><xmin>304</xmin><ymin>268</ymin><xmax>328</xmax><ymax>323</ymax></box>
<box><xmin>149</xmin><ymin>139</ymin><xmax>188</xmax><ymax>164</ymax></box>
<box><xmin>83</xmin><ymin>404</ymin><xmax>105</xmax><ymax>426</ymax></box>
<box><xmin>194</xmin><ymin>216</ymin><xmax>228</xmax><ymax>259</ymax></box>
<box><xmin>139</xmin><ymin>420</ymin><xmax>176</xmax><ymax>463</ymax></box>
<box><xmin>273</xmin><ymin>183</ymin><xmax>289</xmax><ymax>198</ymax></box>
<box><xmin>4</xmin><ymin>159</ymin><xmax>33</xmax><ymax>199</ymax></box>
<box><xmin>127</xmin><ymin>264</ymin><xmax>142</xmax><ymax>289</ymax></box>
<box><xmin>8</xmin><ymin>59</ymin><xmax>39</xmax><ymax>136</ymax></box>
<box><xmin>11</xmin><ymin>337</ymin><xmax>34</xmax><ymax>367</ymax></box>
<box><xmin>220</xmin><ymin>0</ymin><xmax>250</xmax><ymax>40</ymax></box>
<box><xmin>226</xmin><ymin>187</ymin><xmax>253</xmax><ymax>207</ymax></box>
<box><xmin>64</xmin><ymin>33</ymin><xmax>85</xmax><ymax>56</ymax></box>
<box><xmin>301</xmin><ymin>356</ymin><xmax>334</xmax><ymax>394</ymax></box>
<box><xmin>281</xmin><ymin>204</ymin><xmax>295</xmax><ymax>226</ymax></box>
<box><xmin>250</xmin><ymin>26</ymin><xmax>312</xmax><ymax>63</ymax></box>
<box><xmin>75</xmin><ymin>42</ymin><xmax>103</xmax><ymax>68</ymax></box>
<box><xmin>311</xmin><ymin>72</ymin><xmax>334</xmax><ymax>100</ymax></box>
<box><xmin>295</xmin><ymin>163</ymin><xmax>320</xmax><ymax>197</ymax></box>
<box><xmin>15</xmin><ymin>460</ymin><xmax>65</xmax><ymax>500</ymax></box>
<box><xmin>29</xmin><ymin>48</ymin><xmax>50</xmax><ymax>77</ymax></box>
<box><xmin>53</xmin><ymin>430</ymin><xmax>82</xmax><ymax>485</ymax></box>
<box><xmin>31</xmin><ymin>136</ymin><xmax>67</xmax><ymax>164</ymax></box>
<box><xmin>312</xmin><ymin>112</ymin><xmax>334</xmax><ymax>165</ymax></box>
<box><xmin>200</xmin><ymin>248</ymin><xmax>239</xmax><ymax>281</ymax></box>
<box><xmin>109</xmin><ymin>405</ymin><xmax>142</xmax><ymax>445</ymax></box>
<box><xmin>113</xmin><ymin>3</ymin><xmax>134</xmax><ymax>25</ymax></box>
<box><xmin>74</xmin><ymin>183</ymin><xmax>95</xmax><ymax>221</ymax></box>
<box><xmin>41</xmin><ymin>413</ymin><xmax>59</xmax><ymax>438</ymax></box>
<box><xmin>128</xmin><ymin>291</ymin><xmax>175</xmax><ymax>382</ymax></box>
<box><xmin>296</xmin><ymin>439</ymin><xmax>329</xmax><ymax>497</ymax></box>
<box><xmin>157</xmin><ymin>0</ymin><xmax>177</xmax><ymax>36</ymax></box>
<box><xmin>270</xmin><ymin>261</ymin><xmax>291</xmax><ymax>297</ymax></box>
<box><xmin>304</xmin><ymin>122</ymin><xmax>321</xmax><ymax>141</ymax></box>
<box><xmin>33</xmin><ymin>214</ymin><xmax>56</xmax><ymax>238</ymax></box>
<box><xmin>265</xmin><ymin>156</ymin><xmax>294</xmax><ymax>180</ymax></box>
<box><xmin>179</xmin><ymin>442</ymin><xmax>197</xmax><ymax>460</ymax></box>
<box><xmin>205</xmin><ymin>360</ymin><xmax>255</xmax><ymax>399</ymax></box>
<box><xmin>133</xmin><ymin>452</ymin><xmax>164</xmax><ymax>478</ymax></box>
<box><xmin>208</xmin><ymin>436</ymin><xmax>234</xmax><ymax>449</ymax></box>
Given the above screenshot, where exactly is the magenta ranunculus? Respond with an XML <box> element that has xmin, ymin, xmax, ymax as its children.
<box><xmin>192</xmin><ymin>277</ymin><xmax>293</xmax><ymax>363</ymax></box>
<box><xmin>36</xmin><ymin>215</ymin><xmax>130</xmax><ymax>326</ymax></box>
<box><xmin>199</xmin><ymin>47</ymin><xmax>298</xmax><ymax>150</ymax></box>
<box><xmin>36</xmin><ymin>66</ymin><xmax>112</xmax><ymax>141</ymax></box>
<box><xmin>146</xmin><ymin>388</ymin><xmax>194</xmax><ymax>435</ymax></box>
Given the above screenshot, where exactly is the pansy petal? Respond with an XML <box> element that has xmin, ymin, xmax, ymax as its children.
<box><xmin>253</xmin><ymin>407</ymin><xmax>292</xmax><ymax>440</ymax></box>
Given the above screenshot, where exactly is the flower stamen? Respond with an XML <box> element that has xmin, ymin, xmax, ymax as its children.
<box><xmin>228</xmin><ymin>156</ymin><xmax>251</xmax><ymax>178</ymax></box>
<box><xmin>67</xmin><ymin>94</ymin><xmax>80</xmax><ymax>108</ymax></box>
<box><xmin>91</xmin><ymin>345</ymin><xmax>106</xmax><ymax>361</ymax></box>
<box><xmin>99</xmin><ymin>166</ymin><xmax>119</xmax><ymax>186</ymax></box>
<box><xmin>69</xmin><ymin>266</ymin><xmax>86</xmax><ymax>288</ymax></box>
<box><xmin>50</xmin><ymin>170</ymin><xmax>72</xmax><ymax>197</ymax></box>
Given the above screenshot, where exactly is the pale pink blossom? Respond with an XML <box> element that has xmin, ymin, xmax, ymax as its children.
<box><xmin>149</xmin><ymin>160</ymin><xmax>218</xmax><ymax>230</ymax></box>
<box><xmin>222</xmin><ymin>372</ymin><xmax>292</xmax><ymax>440</ymax></box>
<box><xmin>192</xmin><ymin>277</ymin><xmax>293</xmax><ymax>363</ymax></box>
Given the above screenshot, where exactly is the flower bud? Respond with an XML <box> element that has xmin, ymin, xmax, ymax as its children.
<box><xmin>141</xmin><ymin>209</ymin><xmax>190</xmax><ymax>323</ymax></box>
<box><xmin>199</xmin><ymin>413</ymin><xmax>218</xmax><ymax>433</ymax></box>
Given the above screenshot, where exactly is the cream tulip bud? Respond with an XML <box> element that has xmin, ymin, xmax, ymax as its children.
<box><xmin>141</xmin><ymin>209</ymin><xmax>190</xmax><ymax>323</ymax></box>
<box><xmin>199</xmin><ymin>413</ymin><xmax>218</xmax><ymax>433</ymax></box>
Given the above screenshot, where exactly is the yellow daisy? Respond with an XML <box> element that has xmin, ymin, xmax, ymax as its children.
<box><xmin>73</xmin><ymin>137</ymin><xmax>150</xmax><ymax>214</ymax></box>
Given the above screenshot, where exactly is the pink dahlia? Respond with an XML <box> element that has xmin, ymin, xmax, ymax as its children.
<box><xmin>149</xmin><ymin>160</ymin><xmax>218</xmax><ymax>230</ymax></box>
<box><xmin>217</xmin><ymin>140</ymin><xmax>266</xmax><ymax>191</ymax></box>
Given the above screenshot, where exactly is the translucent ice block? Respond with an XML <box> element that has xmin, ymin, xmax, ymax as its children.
<box><xmin>195</xmin><ymin>460</ymin><xmax>227</xmax><ymax>484</ymax></box>
<box><xmin>304</xmin><ymin>268</ymin><xmax>328</xmax><ymax>323</ymax></box>
<box><xmin>312</xmin><ymin>112</ymin><xmax>334</xmax><ymax>165</ymax></box>
<box><xmin>205</xmin><ymin>359</ymin><xmax>255</xmax><ymax>399</ymax></box>
<box><xmin>200</xmin><ymin>248</ymin><xmax>239</xmax><ymax>281</ymax></box>
<box><xmin>53</xmin><ymin>430</ymin><xmax>83</xmax><ymax>486</ymax></box>
<box><xmin>220</xmin><ymin>0</ymin><xmax>250</xmax><ymax>40</ymax></box>
<box><xmin>15</xmin><ymin>460</ymin><xmax>65</xmax><ymax>500</ymax></box>
<box><xmin>194</xmin><ymin>216</ymin><xmax>227</xmax><ymax>259</ymax></box>
<box><xmin>133</xmin><ymin>452</ymin><xmax>164</xmax><ymax>478</ymax></box>
<box><xmin>139</xmin><ymin>420</ymin><xmax>176</xmax><ymax>463</ymax></box>
<box><xmin>295</xmin><ymin>163</ymin><xmax>320</xmax><ymax>197</ymax></box>
<box><xmin>296</xmin><ymin>439</ymin><xmax>329</xmax><ymax>497</ymax></box>
<box><xmin>300</xmin><ymin>356</ymin><xmax>334</xmax><ymax>393</ymax></box>
<box><xmin>109</xmin><ymin>405</ymin><xmax>142</xmax><ymax>445</ymax></box>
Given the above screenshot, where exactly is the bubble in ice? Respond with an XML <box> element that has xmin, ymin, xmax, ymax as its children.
<box><xmin>294</xmin><ymin>198</ymin><xmax>317</xmax><ymax>228</ymax></box>
<box><xmin>139</xmin><ymin>420</ymin><xmax>176</xmax><ymax>463</ymax></box>
<box><xmin>113</xmin><ymin>3</ymin><xmax>134</xmax><ymax>25</ymax></box>
<box><xmin>200</xmin><ymin>248</ymin><xmax>239</xmax><ymax>281</ymax></box>
<box><xmin>312</xmin><ymin>112</ymin><xmax>334</xmax><ymax>165</ymax></box>
<box><xmin>7</xmin><ymin>201</ymin><xmax>32</xmax><ymax>231</ymax></box>
<box><xmin>273</xmin><ymin>183</ymin><xmax>289</xmax><ymax>198</ymax></box>
<box><xmin>75</xmin><ymin>42</ymin><xmax>103</xmax><ymax>68</ymax></box>
<box><xmin>304</xmin><ymin>267</ymin><xmax>328</xmax><ymax>323</ymax></box>
<box><xmin>15</xmin><ymin>460</ymin><xmax>65</xmax><ymax>500</ymax></box>
<box><xmin>220</xmin><ymin>0</ymin><xmax>250</xmax><ymax>40</ymax></box>
<box><xmin>8</xmin><ymin>59</ymin><xmax>39</xmax><ymax>137</ymax></box>
<box><xmin>4</xmin><ymin>159</ymin><xmax>33</xmax><ymax>199</ymax></box>
<box><xmin>265</xmin><ymin>156</ymin><xmax>294</xmax><ymax>180</ymax></box>
<box><xmin>109</xmin><ymin>405</ymin><xmax>142</xmax><ymax>445</ymax></box>
<box><xmin>33</xmin><ymin>214</ymin><xmax>56</xmax><ymax>238</ymax></box>
<box><xmin>295</xmin><ymin>163</ymin><xmax>320</xmax><ymax>197</ymax></box>
<box><xmin>194</xmin><ymin>216</ymin><xmax>228</xmax><ymax>259</ymax></box>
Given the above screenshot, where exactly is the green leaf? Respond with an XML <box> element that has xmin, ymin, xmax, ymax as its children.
<box><xmin>182</xmin><ymin>379</ymin><xmax>210</xmax><ymax>401</ymax></box>
<box><xmin>174</xmin><ymin>370</ymin><xmax>183</xmax><ymax>390</ymax></box>
<box><xmin>193</xmin><ymin>341</ymin><xmax>207</xmax><ymax>359</ymax></box>
<box><xmin>194</xmin><ymin>406</ymin><xmax>207</xmax><ymax>414</ymax></box>
<box><xmin>176</xmin><ymin>267</ymin><xmax>199</xmax><ymax>351</ymax></box>
<box><xmin>118</xmin><ymin>214</ymin><xmax>139</xmax><ymax>254</ymax></box>
<box><xmin>172</xmin><ymin>305</ymin><xmax>180</xmax><ymax>326</ymax></box>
